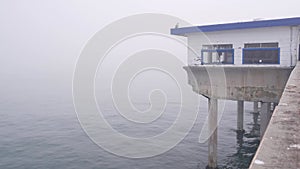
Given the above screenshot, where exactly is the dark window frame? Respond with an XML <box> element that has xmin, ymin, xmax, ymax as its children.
<box><xmin>244</xmin><ymin>42</ymin><xmax>279</xmax><ymax>48</ymax></box>
<box><xmin>242</xmin><ymin>47</ymin><xmax>280</xmax><ymax>64</ymax></box>
<box><xmin>201</xmin><ymin>48</ymin><xmax>235</xmax><ymax>65</ymax></box>
<box><xmin>201</xmin><ymin>44</ymin><xmax>234</xmax><ymax>65</ymax></box>
<box><xmin>202</xmin><ymin>44</ymin><xmax>233</xmax><ymax>50</ymax></box>
<box><xmin>243</xmin><ymin>42</ymin><xmax>280</xmax><ymax>64</ymax></box>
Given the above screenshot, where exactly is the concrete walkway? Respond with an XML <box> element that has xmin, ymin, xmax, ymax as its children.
<box><xmin>249</xmin><ymin>62</ymin><xmax>300</xmax><ymax>169</ymax></box>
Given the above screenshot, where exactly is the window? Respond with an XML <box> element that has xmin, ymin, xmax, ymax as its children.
<box><xmin>201</xmin><ymin>44</ymin><xmax>234</xmax><ymax>64</ymax></box>
<box><xmin>203</xmin><ymin>44</ymin><xmax>233</xmax><ymax>50</ymax></box>
<box><xmin>244</xmin><ymin>42</ymin><xmax>278</xmax><ymax>48</ymax></box>
<box><xmin>243</xmin><ymin>42</ymin><xmax>280</xmax><ymax>64</ymax></box>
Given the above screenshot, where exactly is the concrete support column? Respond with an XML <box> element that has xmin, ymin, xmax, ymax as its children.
<box><xmin>260</xmin><ymin>102</ymin><xmax>271</xmax><ymax>138</ymax></box>
<box><xmin>237</xmin><ymin>101</ymin><xmax>244</xmax><ymax>132</ymax></box>
<box><xmin>208</xmin><ymin>52</ymin><xmax>212</xmax><ymax>64</ymax></box>
<box><xmin>208</xmin><ymin>98</ymin><xmax>218</xmax><ymax>169</ymax></box>
<box><xmin>253</xmin><ymin>101</ymin><xmax>259</xmax><ymax>113</ymax></box>
<box><xmin>271</xmin><ymin>102</ymin><xmax>278</xmax><ymax>111</ymax></box>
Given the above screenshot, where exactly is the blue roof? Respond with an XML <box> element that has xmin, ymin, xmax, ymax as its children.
<box><xmin>171</xmin><ymin>17</ymin><xmax>300</xmax><ymax>36</ymax></box>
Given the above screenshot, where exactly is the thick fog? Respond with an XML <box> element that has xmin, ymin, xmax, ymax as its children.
<box><xmin>0</xmin><ymin>0</ymin><xmax>299</xmax><ymax>97</ymax></box>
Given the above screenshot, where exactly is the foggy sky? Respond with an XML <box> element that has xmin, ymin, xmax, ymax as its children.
<box><xmin>0</xmin><ymin>0</ymin><xmax>299</xmax><ymax>80</ymax></box>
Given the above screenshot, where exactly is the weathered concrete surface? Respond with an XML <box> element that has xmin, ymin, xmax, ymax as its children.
<box><xmin>184</xmin><ymin>66</ymin><xmax>292</xmax><ymax>102</ymax></box>
<box><xmin>249</xmin><ymin>62</ymin><xmax>300</xmax><ymax>169</ymax></box>
<box><xmin>237</xmin><ymin>100</ymin><xmax>244</xmax><ymax>131</ymax></box>
<box><xmin>260</xmin><ymin>102</ymin><xmax>271</xmax><ymax>138</ymax></box>
<box><xmin>254</xmin><ymin>101</ymin><xmax>259</xmax><ymax>113</ymax></box>
<box><xmin>208</xmin><ymin>98</ymin><xmax>218</xmax><ymax>169</ymax></box>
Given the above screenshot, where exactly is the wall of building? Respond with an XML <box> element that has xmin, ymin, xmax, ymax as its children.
<box><xmin>187</xmin><ymin>26</ymin><xmax>299</xmax><ymax>66</ymax></box>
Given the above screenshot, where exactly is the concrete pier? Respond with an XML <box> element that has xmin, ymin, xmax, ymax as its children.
<box><xmin>249</xmin><ymin>62</ymin><xmax>300</xmax><ymax>169</ymax></box>
<box><xmin>237</xmin><ymin>101</ymin><xmax>244</xmax><ymax>131</ymax></box>
<box><xmin>184</xmin><ymin>66</ymin><xmax>292</xmax><ymax>102</ymax></box>
<box><xmin>208</xmin><ymin>98</ymin><xmax>218</xmax><ymax>169</ymax></box>
<box><xmin>260</xmin><ymin>102</ymin><xmax>271</xmax><ymax>138</ymax></box>
<box><xmin>253</xmin><ymin>101</ymin><xmax>259</xmax><ymax>113</ymax></box>
<box><xmin>183</xmin><ymin>65</ymin><xmax>292</xmax><ymax>168</ymax></box>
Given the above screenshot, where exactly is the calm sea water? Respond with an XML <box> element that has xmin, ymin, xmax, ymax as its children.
<box><xmin>0</xmin><ymin>77</ymin><xmax>260</xmax><ymax>169</ymax></box>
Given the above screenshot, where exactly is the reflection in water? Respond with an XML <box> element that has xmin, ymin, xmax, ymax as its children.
<box><xmin>249</xmin><ymin>112</ymin><xmax>260</xmax><ymax>137</ymax></box>
<box><xmin>220</xmin><ymin>111</ymin><xmax>260</xmax><ymax>169</ymax></box>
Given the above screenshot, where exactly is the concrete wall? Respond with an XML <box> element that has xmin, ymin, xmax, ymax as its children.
<box><xmin>187</xmin><ymin>26</ymin><xmax>300</xmax><ymax>66</ymax></box>
<box><xmin>184</xmin><ymin>65</ymin><xmax>292</xmax><ymax>102</ymax></box>
<box><xmin>249</xmin><ymin>61</ymin><xmax>300</xmax><ymax>169</ymax></box>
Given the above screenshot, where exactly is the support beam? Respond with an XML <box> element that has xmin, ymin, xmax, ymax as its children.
<box><xmin>271</xmin><ymin>102</ymin><xmax>278</xmax><ymax>111</ymax></box>
<box><xmin>260</xmin><ymin>102</ymin><xmax>271</xmax><ymax>138</ymax></box>
<box><xmin>253</xmin><ymin>101</ymin><xmax>259</xmax><ymax>113</ymax></box>
<box><xmin>207</xmin><ymin>52</ymin><xmax>212</xmax><ymax>63</ymax></box>
<box><xmin>237</xmin><ymin>100</ymin><xmax>244</xmax><ymax>132</ymax></box>
<box><xmin>208</xmin><ymin>98</ymin><xmax>218</xmax><ymax>169</ymax></box>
